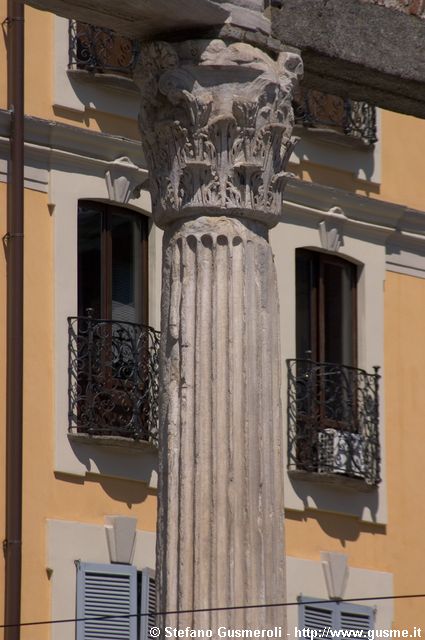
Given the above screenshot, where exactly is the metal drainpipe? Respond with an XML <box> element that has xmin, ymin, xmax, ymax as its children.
<box><xmin>4</xmin><ymin>1</ymin><xmax>24</xmax><ymax>639</ymax></box>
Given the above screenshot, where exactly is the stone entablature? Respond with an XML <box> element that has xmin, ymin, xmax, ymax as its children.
<box><xmin>24</xmin><ymin>0</ymin><xmax>271</xmax><ymax>39</ymax></box>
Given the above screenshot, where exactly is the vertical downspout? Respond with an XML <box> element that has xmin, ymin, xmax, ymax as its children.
<box><xmin>4</xmin><ymin>1</ymin><xmax>24</xmax><ymax>639</ymax></box>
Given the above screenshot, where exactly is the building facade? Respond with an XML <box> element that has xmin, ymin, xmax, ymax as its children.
<box><xmin>1</xmin><ymin>3</ymin><xmax>425</xmax><ymax>639</ymax></box>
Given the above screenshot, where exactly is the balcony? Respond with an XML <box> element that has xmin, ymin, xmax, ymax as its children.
<box><xmin>67</xmin><ymin>21</ymin><xmax>378</xmax><ymax>147</ymax></box>
<box><xmin>68</xmin><ymin>20</ymin><xmax>140</xmax><ymax>77</ymax></box>
<box><xmin>287</xmin><ymin>359</ymin><xmax>381</xmax><ymax>486</ymax></box>
<box><xmin>293</xmin><ymin>87</ymin><xmax>378</xmax><ymax>146</ymax></box>
<box><xmin>68</xmin><ymin>316</ymin><xmax>160</xmax><ymax>444</ymax></box>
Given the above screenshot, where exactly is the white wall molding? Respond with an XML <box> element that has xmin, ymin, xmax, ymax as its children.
<box><xmin>1</xmin><ymin>105</ymin><xmax>425</xmax><ymax>281</ymax></box>
<box><xmin>104</xmin><ymin>516</ymin><xmax>137</xmax><ymax>564</ymax></box>
<box><xmin>321</xmin><ymin>552</ymin><xmax>349</xmax><ymax>600</ymax></box>
<box><xmin>290</xmin><ymin>107</ymin><xmax>382</xmax><ymax>184</ymax></box>
<box><xmin>47</xmin><ymin>519</ymin><xmax>155</xmax><ymax>640</ymax></box>
<box><xmin>0</xmin><ymin>110</ymin><xmax>144</xmax><ymax>167</ymax></box>
<box><xmin>318</xmin><ymin>209</ymin><xmax>345</xmax><ymax>252</ymax></box>
<box><xmin>283</xmin><ymin>178</ymin><xmax>425</xmax><ymax>278</ymax></box>
<box><xmin>47</xmin><ymin>132</ymin><xmax>162</xmax><ymax>483</ymax></box>
<box><xmin>272</xmin><ymin>190</ymin><xmax>388</xmax><ymax>523</ymax></box>
<box><xmin>0</xmin><ymin>109</ymin><xmax>162</xmax><ymax>484</ymax></box>
<box><xmin>286</xmin><ymin>556</ymin><xmax>393</xmax><ymax>633</ymax></box>
<box><xmin>105</xmin><ymin>156</ymin><xmax>149</xmax><ymax>204</ymax></box>
<box><xmin>53</xmin><ymin>16</ymin><xmax>140</xmax><ymax>120</ymax></box>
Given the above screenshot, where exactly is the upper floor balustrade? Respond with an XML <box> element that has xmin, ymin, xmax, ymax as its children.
<box><xmin>68</xmin><ymin>314</ymin><xmax>160</xmax><ymax>444</ymax></box>
<box><xmin>287</xmin><ymin>358</ymin><xmax>381</xmax><ymax>486</ymax></box>
<box><xmin>68</xmin><ymin>20</ymin><xmax>140</xmax><ymax>76</ymax></box>
<box><xmin>68</xmin><ymin>21</ymin><xmax>378</xmax><ymax>146</ymax></box>
<box><xmin>293</xmin><ymin>87</ymin><xmax>378</xmax><ymax>146</ymax></box>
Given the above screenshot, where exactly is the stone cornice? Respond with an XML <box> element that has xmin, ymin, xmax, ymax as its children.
<box><xmin>283</xmin><ymin>177</ymin><xmax>425</xmax><ymax>248</ymax></box>
<box><xmin>1</xmin><ymin>109</ymin><xmax>425</xmax><ymax>253</ymax></box>
<box><xmin>0</xmin><ymin>109</ymin><xmax>144</xmax><ymax>165</ymax></box>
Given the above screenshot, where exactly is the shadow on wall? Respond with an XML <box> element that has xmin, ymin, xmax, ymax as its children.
<box><xmin>288</xmin><ymin>476</ymin><xmax>381</xmax><ymax>535</ymax></box>
<box><xmin>54</xmin><ymin>470</ymin><xmax>156</xmax><ymax>507</ymax></box>
<box><xmin>285</xmin><ymin>507</ymin><xmax>386</xmax><ymax>546</ymax></box>
<box><xmin>53</xmin><ymin>103</ymin><xmax>141</xmax><ymax>140</ymax></box>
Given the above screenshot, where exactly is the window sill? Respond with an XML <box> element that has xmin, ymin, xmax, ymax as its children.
<box><xmin>288</xmin><ymin>469</ymin><xmax>377</xmax><ymax>492</ymax></box>
<box><xmin>67</xmin><ymin>69</ymin><xmax>139</xmax><ymax>95</ymax></box>
<box><xmin>294</xmin><ymin>124</ymin><xmax>374</xmax><ymax>150</ymax></box>
<box><xmin>68</xmin><ymin>432</ymin><xmax>157</xmax><ymax>454</ymax></box>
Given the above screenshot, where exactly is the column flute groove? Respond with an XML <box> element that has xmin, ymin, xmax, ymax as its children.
<box><xmin>135</xmin><ymin>36</ymin><xmax>302</xmax><ymax>636</ymax></box>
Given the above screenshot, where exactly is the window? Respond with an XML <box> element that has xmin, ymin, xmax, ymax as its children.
<box><xmin>299</xmin><ymin>597</ymin><xmax>374</xmax><ymax>638</ymax></box>
<box><xmin>287</xmin><ymin>250</ymin><xmax>381</xmax><ymax>485</ymax></box>
<box><xmin>68</xmin><ymin>202</ymin><xmax>160</xmax><ymax>442</ymax></box>
<box><xmin>296</xmin><ymin>249</ymin><xmax>357</xmax><ymax>367</ymax></box>
<box><xmin>78</xmin><ymin>200</ymin><xmax>149</xmax><ymax>324</ymax></box>
<box><xmin>76</xmin><ymin>562</ymin><xmax>156</xmax><ymax>640</ymax></box>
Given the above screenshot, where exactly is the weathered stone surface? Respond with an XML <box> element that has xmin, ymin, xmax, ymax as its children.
<box><xmin>272</xmin><ymin>0</ymin><xmax>425</xmax><ymax>118</ymax></box>
<box><xmin>360</xmin><ymin>0</ymin><xmax>425</xmax><ymax>18</ymax></box>
<box><xmin>158</xmin><ymin>216</ymin><xmax>286</xmax><ymax>633</ymax></box>
<box><xmin>24</xmin><ymin>0</ymin><xmax>270</xmax><ymax>38</ymax></box>
<box><xmin>135</xmin><ymin>39</ymin><xmax>302</xmax><ymax>229</ymax></box>
<box><xmin>24</xmin><ymin>0</ymin><xmax>229</xmax><ymax>38</ymax></box>
<box><xmin>135</xmin><ymin>38</ymin><xmax>302</xmax><ymax>634</ymax></box>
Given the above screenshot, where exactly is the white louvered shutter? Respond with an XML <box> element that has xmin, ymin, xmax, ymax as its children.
<box><xmin>299</xmin><ymin>598</ymin><xmax>337</xmax><ymax>639</ymax></box>
<box><xmin>76</xmin><ymin>562</ymin><xmax>138</xmax><ymax>640</ymax></box>
<box><xmin>140</xmin><ymin>569</ymin><xmax>157</xmax><ymax>640</ymax></box>
<box><xmin>339</xmin><ymin>604</ymin><xmax>374</xmax><ymax>638</ymax></box>
<box><xmin>300</xmin><ymin>597</ymin><xmax>374</xmax><ymax>640</ymax></box>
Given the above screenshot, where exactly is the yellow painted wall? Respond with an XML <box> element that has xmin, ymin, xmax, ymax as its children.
<box><xmin>0</xmin><ymin>9</ymin><xmax>150</xmax><ymax>636</ymax></box>
<box><xmin>286</xmin><ymin>269</ymin><xmax>425</xmax><ymax>629</ymax></box>
<box><xmin>379</xmin><ymin>110</ymin><xmax>425</xmax><ymax>210</ymax></box>
<box><xmin>14</xmin><ymin>190</ymin><xmax>157</xmax><ymax>640</ymax></box>
<box><xmin>24</xmin><ymin>7</ymin><xmax>54</xmax><ymax>119</ymax></box>
<box><xmin>1</xmin><ymin>5</ymin><xmax>140</xmax><ymax>138</ymax></box>
<box><xmin>52</xmin><ymin>106</ymin><xmax>141</xmax><ymax>139</ymax></box>
<box><xmin>289</xmin><ymin>109</ymin><xmax>425</xmax><ymax>211</ymax></box>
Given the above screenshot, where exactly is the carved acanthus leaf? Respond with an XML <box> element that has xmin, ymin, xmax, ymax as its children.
<box><xmin>135</xmin><ymin>38</ymin><xmax>303</xmax><ymax>228</ymax></box>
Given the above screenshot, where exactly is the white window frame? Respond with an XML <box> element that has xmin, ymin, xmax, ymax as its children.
<box><xmin>49</xmin><ymin>144</ymin><xmax>162</xmax><ymax>483</ymax></box>
<box><xmin>47</xmin><ymin>520</ymin><xmax>156</xmax><ymax>640</ymax></box>
<box><xmin>275</xmin><ymin>180</ymin><xmax>388</xmax><ymax>523</ymax></box>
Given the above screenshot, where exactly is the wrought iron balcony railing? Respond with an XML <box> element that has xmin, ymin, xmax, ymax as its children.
<box><xmin>67</xmin><ymin>21</ymin><xmax>378</xmax><ymax>146</ymax></box>
<box><xmin>68</xmin><ymin>20</ymin><xmax>140</xmax><ymax>76</ymax></box>
<box><xmin>293</xmin><ymin>88</ymin><xmax>378</xmax><ymax>146</ymax></box>
<box><xmin>68</xmin><ymin>316</ymin><xmax>160</xmax><ymax>443</ymax></box>
<box><xmin>287</xmin><ymin>359</ymin><xmax>381</xmax><ymax>485</ymax></box>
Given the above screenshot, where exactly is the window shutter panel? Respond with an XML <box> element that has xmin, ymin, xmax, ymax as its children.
<box><xmin>339</xmin><ymin>603</ymin><xmax>374</xmax><ymax>637</ymax></box>
<box><xmin>299</xmin><ymin>598</ymin><xmax>337</xmax><ymax>639</ymax></box>
<box><xmin>140</xmin><ymin>569</ymin><xmax>157</xmax><ymax>640</ymax></box>
<box><xmin>76</xmin><ymin>562</ymin><xmax>137</xmax><ymax>640</ymax></box>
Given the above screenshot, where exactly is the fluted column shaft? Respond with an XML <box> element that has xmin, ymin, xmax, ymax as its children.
<box><xmin>135</xmin><ymin>38</ymin><xmax>302</xmax><ymax>635</ymax></box>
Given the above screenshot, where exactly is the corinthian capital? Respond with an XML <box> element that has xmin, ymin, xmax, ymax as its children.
<box><xmin>135</xmin><ymin>39</ymin><xmax>303</xmax><ymax>229</ymax></box>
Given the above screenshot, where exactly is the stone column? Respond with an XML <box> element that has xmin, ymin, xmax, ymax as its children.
<box><xmin>135</xmin><ymin>39</ymin><xmax>302</xmax><ymax>634</ymax></box>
